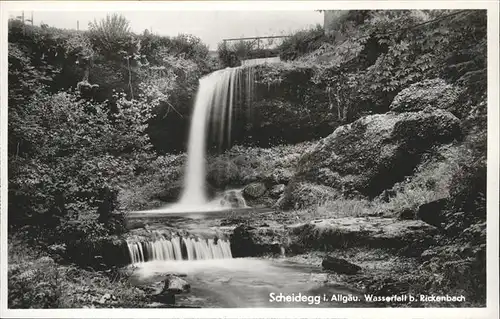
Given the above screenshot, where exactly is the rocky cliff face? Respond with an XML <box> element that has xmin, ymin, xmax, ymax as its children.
<box><xmin>281</xmin><ymin>108</ymin><xmax>462</xmax><ymax>209</ymax></box>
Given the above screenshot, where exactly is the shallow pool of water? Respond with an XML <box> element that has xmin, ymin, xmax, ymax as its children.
<box><xmin>129</xmin><ymin>258</ymin><xmax>367</xmax><ymax>308</ymax></box>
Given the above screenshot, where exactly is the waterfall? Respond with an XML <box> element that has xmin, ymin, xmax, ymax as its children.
<box><xmin>178</xmin><ymin>67</ymin><xmax>254</xmax><ymax>207</ymax></box>
<box><xmin>127</xmin><ymin>236</ymin><xmax>233</xmax><ymax>264</ymax></box>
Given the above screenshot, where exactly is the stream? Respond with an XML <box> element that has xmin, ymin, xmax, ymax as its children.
<box><xmin>125</xmin><ymin>211</ymin><xmax>368</xmax><ymax>308</ymax></box>
<box><xmin>129</xmin><ymin>258</ymin><xmax>367</xmax><ymax>308</ymax></box>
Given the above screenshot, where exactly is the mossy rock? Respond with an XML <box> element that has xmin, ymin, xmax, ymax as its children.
<box><xmin>282</xmin><ymin>108</ymin><xmax>462</xmax><ymax>208</ymax></box>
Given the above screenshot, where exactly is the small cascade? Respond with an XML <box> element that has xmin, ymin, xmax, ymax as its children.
<box><xmin>218</xmin><ymin>188</ymin><xmax>248</xmax><ymax>209</ymax></box>
<box><xmin>127</xmin><ymin>236</ymin><xmax>233</xmax><ymax>264</ymax></box>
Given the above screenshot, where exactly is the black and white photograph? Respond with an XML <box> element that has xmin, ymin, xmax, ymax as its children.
<box><xmin>0</xmin><ymin>1</ymin><xmax>498</xmax><ymax>318</ymax></box>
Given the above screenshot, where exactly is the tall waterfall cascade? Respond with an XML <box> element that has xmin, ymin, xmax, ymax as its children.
<box><xmin>127</xmin><ymin>237</ymin><xmax>233</xmax><ymax>264</ymax></box>
<box><xmin>175</xmin><ymin>66</ymin><xmax>256</xmax><ymax>210</ymax></box>
<box><xmin>133</xmin><ymin>60</ymin><xmax>283</xmax><ymax>215</ymax></box>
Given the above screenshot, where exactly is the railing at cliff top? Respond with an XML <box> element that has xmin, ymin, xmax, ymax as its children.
<box><xmin>221</xmin><ymin>35</ymin><xmax>291</xmax><ymax>61</ymax></box>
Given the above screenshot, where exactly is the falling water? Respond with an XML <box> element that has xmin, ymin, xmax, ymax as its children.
<box><xmin>127</xmin><ymin>236</ymin><xmax>233</xmax><ymax>264</ymax></box>
<box><xmin>177</xmin><ymin>66</ymin><xmax>255</xmax><ymax>207</ymax></box>
<box><xmin>132</xmin><ymin>64</ymin><xmax>263</xmax><ymax>215</ymax></box>
<box><xmin>241</xmin><ymin>56</ymin><xmax>281</xmax><ymax>66</ymax></box>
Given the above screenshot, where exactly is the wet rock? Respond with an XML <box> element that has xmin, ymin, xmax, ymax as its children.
<box><xmin>152</xmin><ymin>275</ymin><xmax>191</xmax><ymax>305</ymax></box>
<box><xmin>243</xmin><ymin>182</ymin><xmax>267</xmax><ymax>199</ymax></box>
<box><xmin>100</xmin><ymin>236</ymin><xmax>130</xmax><ymax>267</ymax></box>
<box><xmin>163</xmin><ymin>275</ymin><xmax>190</xmax><ymax>294</ymax></box>
<box><xmin>282</xmin><ymin>108</ymin><xmax>461</xmax><ymax>208</ymax></box>
<box><xmin>287</xmin><ymin>217</ymin><xmax>437</xmax><ymax>251</ymax></box>
<box><xmin>322</xmin><ymin>256</ymin><xmax>361</xmax><ymax>275</ymax></box>
<box><xmin>245</xmin><ymin>66</ymin><xmax>337</xmax><ymax>146</ymax></box>
<box><xmin>220</xmin><ymin>217</ymin><xmax>247</xmax><ymax>226</ymax></box>
<box><xmin>417</xmin><ymin>198</ymin><xmax>449</xmax><ymax>228</ymax></box>
<box><xmin>230</xmin><ymin>225</ymin><xmax>284</xmax><ymax>257</ymax></box>
<box><xmin>126</xmin><ymin>220</ymin><xmax>147</xmax><ymax>230</ymax></box>
<box><xmin>220</xmin><ymin>190</ymin><xmax>246</xmax><ymax>208</ymax></box>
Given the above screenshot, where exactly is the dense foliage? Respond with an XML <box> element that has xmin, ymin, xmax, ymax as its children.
<box><xmin>7</xmin><ymin>14</ymin><xmax>214</xmax><ymax>246</ymax></box>
<box><xmin>256</xmin><ymin>10</ymin><xmax>486</xmax><ymax>124</ymax></box>
<box><xmin>7</xmin><ymin>10</ymin><xmax>488</xmax><ymax>308</ymax></box>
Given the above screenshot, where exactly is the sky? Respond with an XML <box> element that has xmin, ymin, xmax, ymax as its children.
<box><xmin>9</xmin><ymin>10</ymin><xmax>324</xmax><ymax>50</ymax></box>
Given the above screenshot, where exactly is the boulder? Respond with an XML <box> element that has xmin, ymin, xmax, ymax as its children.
<box><xmin>220</xmin><ymin>190</ymin><xmax>246</xmax><ymax>208</ymax></box>
<box><xmin>322</xmin><ymin>256</ymin><xmax>361</xmax><ymax>275</ymax></box>
<box><xmin>151</xmin><ymin>275</ymin><xmax>191</xmax><ymax>305</ymax></box>
<box><xmin>417</xmin><ymin>198</ymin><xmax>449</xmax><ymax>228</ymax></box>
<box><xmin>243</xmin><ymin>182</ymin><xmax>267</xmax><ymax>199</ymax></box>
<box><xmin>162</xmin><ymin>275</ymin><xmax>190</xmax><ymax>294</ymax></box>
<box><xmin>230</xmin><ymin>224</ymin><xmax>284</xmax><ymax>257</ymax></box>
<box><xmin>390</xmin><ymin>79</ymin><xmax>463</xmax><ymax>114</ymax></box>
<box><xmin>287</xmin><ymin>217</ymin><xmax>438</xmax><ymax>252</ymax></box>
<box><xmin>282</xmin><ymin>108</ymin><xmax>461</xmax><ymax>208</ymax></box>
<box><xmin>100</xmin><ymin>236</ymin><xmax>130</xmax><ymax>267</ymax></box>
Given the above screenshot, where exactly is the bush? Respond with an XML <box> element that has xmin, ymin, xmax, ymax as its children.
<box><xmin>9</xmin><ymin>252</ymin><xmax>61</xmax><ymax>308</ymax></box>
<box><xmin>8</xmin><ymin>89</ymin><xmax>152</xmax><ymax>232</ymax></box>
<box><xmin>278</xmin><ymin>25</ymin><xmax>327</xmax><ymax>61</ymax></box>
<box><xmin>8</xmin><ymin>237</ymin><xmax>147</xmax><ymax>308</ymax></box>
<box><xmin>217</xmin><ymin>41</ymin><xmax>241</xmax><ymax>68</ymax></box>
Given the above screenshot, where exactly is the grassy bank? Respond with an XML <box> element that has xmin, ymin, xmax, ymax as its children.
<box><xmin>8</xmin><ymin>234</ymin><xmax>147</xmax><ymax>309</ymax></box>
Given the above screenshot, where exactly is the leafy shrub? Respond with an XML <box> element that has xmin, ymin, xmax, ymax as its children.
<box><xmin>444</xmin><ymin>140</ymin><xmax>486</xmax><ymax>234</ymax></box>
<box><xmin>8</xmin><ymin>238</ymin><xmax>147</xmax><ymax>308</ymax></box>
<box><xmin>269</xmin><ymin>10</ymin><xmax>487</xmax><ymax>126</ymax></box>
<box><xmin>278</xmin><ymin>24</ymin><xmax>327</xmax><ymax>61</ymax></box>
<box><xmin>217</xmin><ymin>41</ymin><xmax>241</xmax><ymax>67</ymax></box>
<box><xmin>8</xmin><ymin>89</ymin><xmax>153</xmax><ymax>232</ymax></box>
<box><xmin>9</xmin><ymin>256</ymin><xmax>61</xmax><ymax>308</ymax></box>
<box><xmin>8</xmin><ymin>18</ymin><xmax>214</xmax><ymax>154</ymax></box>
<box><xmin>55</xmin><ymin>214</ymin><xmax>111</xmax><ymax>263</ymax></box>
